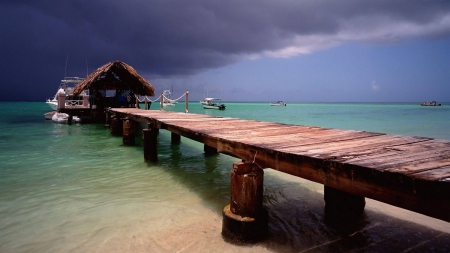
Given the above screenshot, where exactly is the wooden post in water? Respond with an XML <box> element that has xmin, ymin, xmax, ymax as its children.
<box><xmin>171</xmin><ymin>132</ymin><xmax>181</xmax><ymax>145</ymax></box>
<box><xmin>222</xmin><ymin>162</ymin><xmax>268</xmax><ymax>242</ymax></box>
<box><xmin>110</xmin><ymin>115</ymin><xmax>123</xmax><ymax>136</ymax></box>
<box><xmin>105</xmin><ymin>111</ymin><xmax>110</xmax><ymax>127</ymax></box>
<box><xmin>204</xmin><ymin>145</ymin><xmax>218</xmax><ymax>155</ymax></box>
<box><xmin>185</xmin><ymin>90</ymin><xmax>189</xmax><ymax>113</ymax></box>
<box><xmin>122</xmin><ymin>118</ymin><xmax>135</xmax><ymax>146</ymax></box>
<box><xmin>143</xmin><ymin>123</ymin><xmax>158</xmax><ymax>162</ymax></box>
<box><xmin>324</xmin><ymin>186</ymin><xmax>366</xmax><ymax>222</ymax></box>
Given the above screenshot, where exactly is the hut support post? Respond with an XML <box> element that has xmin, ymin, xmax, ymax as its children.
<box><xmin>204</xmin><ymin>145</ymin><xmax>217</xmax><ymax>155</ymax></box>
<box><xmin>185</xmin><ymin>90</ymin><xmax>189</xmax><ymax>113</ymax></box>
<box><xmin>58</xmin><ymin>93</ymin><xmax>66</xmax><ymax>110</ymax></box>
<box><xmin>222</xmin><ymin>162</ymin><xmax>268</xmax><ymax>242</ymax></box>
<box><xmin>324</xmin><ymin>186</ymin><xmax>366</xmax><ymax>221</ymax></box>
<box><xmin>122</xmin><ymin>118</ymin><xmax>135</xmax><ymax>146</ymax></box>
<box><xmin>171</xmin><ymin>132</ymin><xmax>181</xmax><ymax>145</ymax></box>
<box><xmin>143</xmin><ymin>123</ymin><xmax>158</xmax><ymax>162</ymax></box>
<box><xmin>160</xmin><ymin>93</ymin><xmax>163</xmax><ymax>110</ymax></box>
<box><xmin>110</xmin><ymin>115</ymin><xmax>123</xmax><ymax>136</ymax></box>
<box><xmin>105</xmin><ymin>111</ymin><xmax>110</xmax><ymax>127</ymax></box>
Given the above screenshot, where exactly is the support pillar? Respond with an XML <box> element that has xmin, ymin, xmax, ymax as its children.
<box><xmin>143</xmin><ymin>123</ymin><xmax>158</xmax><ymax>162</ymax></box>
<box><xmin>324</xmin><ymin>186</ymin><xmax>365</xmax><ymax>221</ymax></box>
<box><xmin>110</xmin><ymin>115</ymin><xmax>123</xmax><ymax>136</ymax></box>
<box><xmin>171</xmin><ymin>132</ymin><xmax>181</xmax><ymax>145</ymax></box>
<box><xmin>58</xmin><ymin>93</ymin><xmax>66</xmax><ymax>109</ymax></box>
<box><xmin>122</xmin><ymin>119</ymin><xmax>135</xmax><ymax>146</ymax></box>
<box><xmin>204</xmin><ymin>144</ymin><xmax>217</xmax><ymax>156</ymax></box>
<box><xmin>105</xmin><ymin>112</ymin><xmax>110</xmax><ymax>127</ymax></box>
<box><xmin>222</xmin><ymin>162</ymin><xmax>267</xmax><ymax>242</ymax></box>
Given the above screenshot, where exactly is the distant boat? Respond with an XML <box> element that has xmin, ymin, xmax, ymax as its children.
<box><xmin>200</xmin><ymin>98</ymin><xmax>226</xmax><ymax>110</ymax></box>
<box><xmin>162</xmin><ymin>89</ymin><xmax>177</xmax><ymax>107</ymax></box>
<box><xmin>270</xmin><ymin>101</ymin><xmax>287</xmax><ymax>106</ymax></box>
<box><xmin>421</xmin><ymin>101</ymin><xmax>441</xmax><ymax>106</ymax></box>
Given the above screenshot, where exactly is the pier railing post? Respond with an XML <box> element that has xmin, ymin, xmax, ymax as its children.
<box><xmin>143</xmin><ymin>123</ymin><xmax>158</xmax><ymax>162</ymax></box>
<box><xmin>222</xmin><ymin>162</ymin><xmax>268</xmax><ymax>242</ymax></box>
<box><xmin>185</xmin><ymin>90</ymin><xmax>189</xmax><ymax>113</ymax></box>
<box><xmin>122</xmin><ymin>118</ymin><xmax>135</xmax><ymax>146</ymax></box>
<box><xmin>160</xmin><ymin>93</ymin><xmax>164</xmax><ymax>110</ymax></box>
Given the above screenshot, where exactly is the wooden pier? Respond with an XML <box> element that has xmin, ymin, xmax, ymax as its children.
<box><xmin>107</xmin><ymin>108</ymin><xmax>450</xmax><ymax>241</ymax></box>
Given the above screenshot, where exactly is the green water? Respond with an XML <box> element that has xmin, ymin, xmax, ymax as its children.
<box><xmin>0</xmin><ymin>102</ymin><xmax>449</xmax><ymax>252</ymax></box>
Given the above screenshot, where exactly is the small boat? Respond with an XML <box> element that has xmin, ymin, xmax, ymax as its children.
<box><xmin>421</xmin><ymin>101</ymin><xmax>441</xmax><ymax>106</ymax></box>
<box><xmin>270</xmin><ymin>101</ymin><xmax>287</xmax><ymax>106</ymax></box>
<box><xmin>51</xmin><ymin>112</ymin><xmax>81</xmax><ymax>123</ymax></box>
<box><xmin>200</xmin><ymin>98</ymin><xmax>226</xmax><ymax>110</ymax></box>
<box><xmin>44</xmin><ymin>111</ymin><xmax>56</xmax><ymax>120</ymax></box>
<box><xmin>162</xmin><ymin>89</ymin><xmax>177</xmax><ymax>107</ymax></box>
<box><xmin>46</xmin><ymin>77</ymin><xmax>87</xmax><ymax>110</ymax></box>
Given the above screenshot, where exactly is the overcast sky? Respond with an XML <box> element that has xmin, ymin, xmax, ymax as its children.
<box><xmin>1</xmin><ymin>0</ymin><xmax>449</xmax><ymax>102</ymax></box>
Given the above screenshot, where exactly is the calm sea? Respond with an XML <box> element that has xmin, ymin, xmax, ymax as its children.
<box><xmin>0</xmin><ymin>102</ymin><xmax>449</xmax><ymax>253</ymax></box>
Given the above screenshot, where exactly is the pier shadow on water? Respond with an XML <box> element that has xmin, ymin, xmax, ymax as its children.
<box><xmin>149</xmin><ymin>130</ymin><xmax>450</xmax><ymax>252</ymax></box>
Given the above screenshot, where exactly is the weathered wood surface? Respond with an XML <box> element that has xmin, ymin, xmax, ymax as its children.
<box><xmin>108</xmin><ymin>108</ymin><xmax>450</xmax><ymax>222</ymax></box>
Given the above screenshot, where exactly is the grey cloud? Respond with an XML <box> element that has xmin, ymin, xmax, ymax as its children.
<box><xmin>1</xmin><ymin>0</ymin><xmax>449</xmax><ymax>100</ymax></box>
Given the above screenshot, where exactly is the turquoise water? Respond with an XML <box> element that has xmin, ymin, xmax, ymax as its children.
<box><xmin>0</xmin><ymin>102</ymin><xmax>449</xmax><ymax>252</ymax></box>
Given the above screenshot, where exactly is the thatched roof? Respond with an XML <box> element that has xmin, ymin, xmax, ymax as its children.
<box><xmin>73</xmin><ymin>61</ymin><xmax>155</xmax><ymax>96</ymax></box>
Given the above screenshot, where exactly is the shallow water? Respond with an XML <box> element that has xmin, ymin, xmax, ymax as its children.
<box><xmin>0</xmin><ymin>102</ymin><xmax>449</xmax><ymax>252</ymax></box>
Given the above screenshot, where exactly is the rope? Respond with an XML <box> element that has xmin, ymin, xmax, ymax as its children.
<box><xmin>161</xmin><ymin>92</ymin><xmax>186</xmax><ymax>102</ymax></box>
<box><xmin>137</xmin><ymin>94</ymin><xmax>162</xmax><ymax>103</ymax></box>
<box><xmin>252</xmin><ymin>151</ymin><xmax>263</xmax><ymax>169</ymax></box>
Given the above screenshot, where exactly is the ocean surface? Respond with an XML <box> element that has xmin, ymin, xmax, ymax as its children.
<box><xmin>0</xmin><ymin>101</ymin><xmax>449</xmax><ymax>253</ymax></box>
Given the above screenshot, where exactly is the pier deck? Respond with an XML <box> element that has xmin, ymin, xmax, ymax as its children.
<box><xmin>108</xmin><ymin>108</ymin><xmax>450</xmax><ymax>223</ymax></box>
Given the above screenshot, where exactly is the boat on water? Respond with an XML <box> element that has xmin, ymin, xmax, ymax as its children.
<box><xmin>421</xmin><ymin>101</ymin><xmax>441</xmax><ymax>106</ymax></box>
<box><xmin>51</xmin><ymin>112</ymin><xmax>81</xmax><ymax>123</ymax></box>
<box><xmin>46</xmin><ymin>77</ymin><xmax>87</xmax><ymax>110</ymax></box>
<box><xmin>200</xmin><ymin>98</ymin><xmax>226</xmax><ymax>110</ymax></box>
<box><xmin>44</xmin><ymin>111</ymin><xmax>56</xmax><ymax>120</ymax></box>
<box><xmin>162</xmin><ymin>89</ymin><xmax>177</xmax><ymax>107</ymax></box>
<box><xmin>270</xmin><ymin>101</ymin><xmax>287</xmax><ymax>106</ymax></box>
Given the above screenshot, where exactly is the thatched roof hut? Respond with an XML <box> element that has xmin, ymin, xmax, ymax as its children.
<box><xmin>73</xmin><ymin>60</ymin><xmax>155</xmax><ymax>96</ymax></box>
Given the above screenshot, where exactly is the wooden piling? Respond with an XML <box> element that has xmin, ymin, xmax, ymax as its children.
<box><xmin>324</xmin><ymin>186</ymin><xmax>366</xmax><ymax>221</ymax></box>
<box><xmin>105</xmin><ymin>112</ymin><xmax>110</xmax><ymax>127</ymax></box>
<box><xmin>122</xmin><ymin>119</ymin><xmax>135</xmax><ymax>146</ymax></box>
<box><xmin>171</xmin><ymin>132</ymin><xmax>181</xmax><ymax>145</ymax></box>
<box><xmin>204</xmin><ymin>144</ymin><xmax>218</xmax><ymax>156</ymax></box>
<box><xmin>143</xmin><ymin>123</ymin><xmax>158</xmax><ymax>162</ymax></box>
<box><xmin>110</xmin><ymin>115</ymin><xmax>123</xmax><ymax>136</ymax></box>
<box><xmin>222</xmin><ymin>162</ymin><xmax>268</xmax><ymax>242</ymax></box>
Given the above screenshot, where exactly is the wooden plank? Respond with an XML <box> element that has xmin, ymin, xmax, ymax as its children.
<box><xmin>410</xmin><ymin>166</ymin><xmax>450</xmax><ymax>181</ymax></box>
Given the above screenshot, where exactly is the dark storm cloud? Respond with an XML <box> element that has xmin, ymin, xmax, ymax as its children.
<box><xmin>1</xmin><ymin>0</ymin><xmax>450</xmax><ymax>100</ymax></box>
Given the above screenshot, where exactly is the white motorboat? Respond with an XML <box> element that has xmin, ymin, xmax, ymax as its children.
<box><xmin>270</xmin><ymin>101</ymin><xmax>286</xmax><ymax>106</ymax></box>
<box><xmin>51</xmin><ymin>112</ymin><xmax>81</xmax><ymax>123</ymax></box>
<box><xmin>46</xmin><ymin>77</ymin><xmax>87</xmax><ymax>110</ymax></box>
<box><xmin>201</xmin><ymin>98</ymin><xmax>226</xmax><ymax>110</ymax></box>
